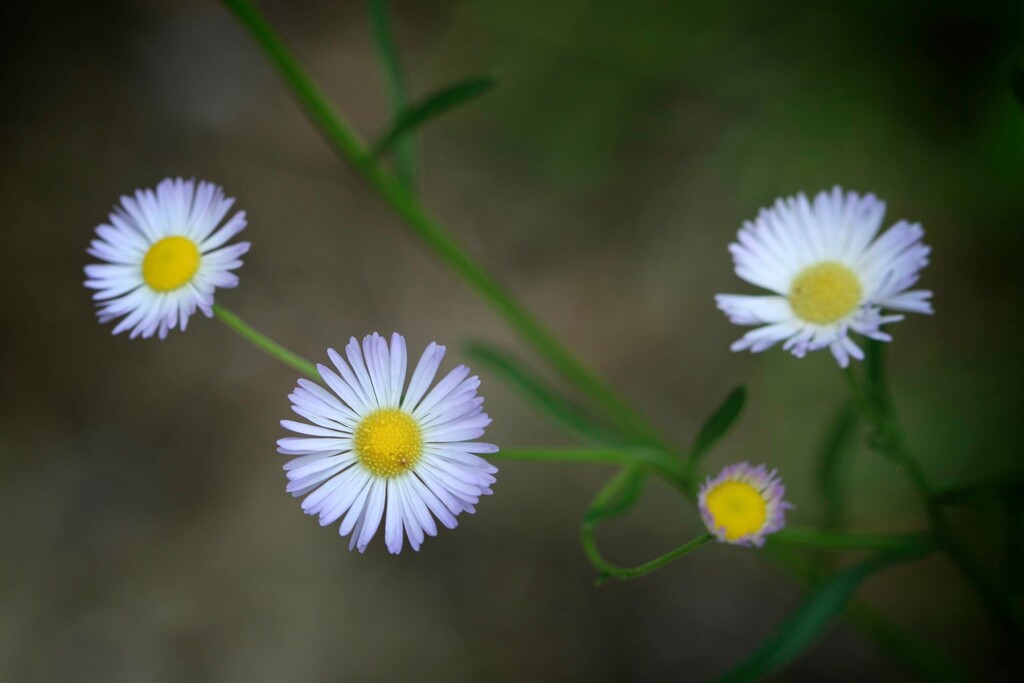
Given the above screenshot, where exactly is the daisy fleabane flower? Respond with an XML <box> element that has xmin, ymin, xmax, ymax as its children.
<box><xmin>279</xmin><ymin>333</ymin><xmax>498</xmax><ymax>554</ymax></box>
<box><xmin>699</xmin><ymin>463</ymin><xmax>791</xmax><ymax>547</ymax></box>
<box><xmin>84</xmin><ymin>178</ymin><xmax>249</xmax><ymax>339</ymax></box>
<box><xmin>716</xmin><ymin>187</ymin><xmax>933</xmax><ymax>367</ymax></box>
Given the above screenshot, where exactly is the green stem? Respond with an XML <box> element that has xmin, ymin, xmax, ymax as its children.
<box><xmin>220</xmin><ymin>0</ymin><xmax>674</xmax><ymax>454</ymax></box>
<box><xmin>368</xmin><ymin>0</ymin><xmax>415</xmax><ymax>189</ymax></box>
<box><xmin>587</xmin><ymin>531</ymin><xmax>714</xmax><ymax>584</ymax></box>
<box><xmin>811</xmin><ymin>401</ymin><xmax>858</xmax><ymax>580</ymax></box>
<box><xmin>818</xmin><ymin>402</ymin><xmax>858</xmax><ymax>533</ymax></box>
<box><xmin>772</xmin><ymin>528</ymin><xmax>932</xmax><ymax>552</ymax></box>
<box><xmin>845</xmin><ymin>344</ymin><xmax>1023</xmax><ymax>642</ymax></box>
<box><xmin>212</xmin><ymin>303</ymin><xmax>318</xmax><ymax>378</ymax></box>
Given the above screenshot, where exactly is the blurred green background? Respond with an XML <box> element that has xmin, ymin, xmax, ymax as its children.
<box><xmin>2</xmin><ymin>0</ymin><xmax>1022</xmax><ymax>680</ymax></box>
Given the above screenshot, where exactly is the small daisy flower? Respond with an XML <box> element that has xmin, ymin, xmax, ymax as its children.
<box><xmin>279</xmin><ymin>333</ymin><xmax>498</xmax><ymax>554</ymax></box>
<box><xmin>84</xmin><ymin>178</ymin><xmax>250</xmax><ymax>339</ymax></box>
<box><xmin>698</xmin><ymin>463</ymin><xmax>791</xmax><ymax>547</ymax></box>
<box><xmin>716</xmin><ymin>187</ymin><xmax>933</xmax><ymax>367</ymax></box>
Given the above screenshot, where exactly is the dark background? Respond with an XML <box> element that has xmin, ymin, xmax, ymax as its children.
<box><xmin>2</xmin><ymin>0</ymin><xmax>1023</xmax><ymax>680</ymax></box>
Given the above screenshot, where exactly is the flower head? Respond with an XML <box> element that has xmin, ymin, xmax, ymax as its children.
<box><xmin>279</xmin><ymin>333</ymin><xmax>498</xmax><ymax>554</ymax></box>
<box><xmin>84</xmin><ymin>178</ymin><xmax>249</xmax><ymax>339</ymax></box>
<box><xmin>698</xmin><ymin>463</ymin><xmax>791</xmax><ymax>547</ymax></box>
<box><xmin>716</xmin><ymin>187</ymin><xmax>932</xmax><ymax>367</ymax></box>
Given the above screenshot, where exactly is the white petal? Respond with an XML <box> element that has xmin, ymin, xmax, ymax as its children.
<box><xmin>384</xmin><ymin>479</ymin><xmax>405</xmax><ymax>554</ymax></box>
<box><xmin>356</xmin><ymin>479</ymin><xmax>387</xmax><ymax>552</ymax></box>
<box><xmin>402</xmin><ymin>342</ymin><xmax>445</xmax><ymax>411</ymax></box>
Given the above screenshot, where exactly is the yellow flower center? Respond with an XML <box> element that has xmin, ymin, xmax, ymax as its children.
<box><xmin>142</xmin><ymin>236</ymin><xmax>201</xmax><ymax>292</ymax></box>
<box><xmin>705</xmin><ymin>481</ymin><xmax>768</xmax><ymax>541</ymax></box>
<box><xmin>354</xmin><ymin>408</ymin><xmax>423</xmax><ymax>478</ymax></box>
<box><xmin>789</xmin><ymin>261</ymin><xmax>862</xmax><ymax>324</ymax></box>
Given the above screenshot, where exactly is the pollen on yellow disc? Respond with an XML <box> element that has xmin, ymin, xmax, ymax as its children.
<box><xmin>142</xmin><ymin>236</ymin><xmax>201</xmax><ymax>292</ymax></box>
<box><xmin>704</xmin><ymin>481</ymin><xmax>768</xmax><ymax>541</ymax></box>
<box><xmin>788</xmin><ymin>261</ymin><xmax>862</xmax><ymax>324</ymax></box>
<box><xmin>354</xmin><ymin>408</ymin><xmax>423</xmax><ymax>478</ymax></box>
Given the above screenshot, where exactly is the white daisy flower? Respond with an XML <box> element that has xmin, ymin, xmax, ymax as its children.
<box><xmin>84</xmin><ymin>178</ymin><xmax>250</xmax><ymax>339</ymax></box>
<box><xmin>716</xmin><ymin>187</ymin><xmax>933</xmax><ymax>367</ymax></box>
<box><xmin>279</xmin><ymin>333</ymin><xmax>498</xmax><ymax>554</ymax></box>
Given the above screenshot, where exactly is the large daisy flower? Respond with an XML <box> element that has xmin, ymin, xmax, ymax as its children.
<box><xmin>698</xmin><ymin>463</ymin><xmax>791</xmax><ymax>547</ymax></box>
<box><xmin>279</xmin><ymin>333</ymin><xmax>498</xmax><ymax>554</ymax></box>
<box><xmin>715</xmin><ymin>187</ymin><xmax>933</xmax><ymax>367</ymax></box>
<box><xmin>84</xmin><ymin>178</ymin><xmax>249</xmax><ymax>339</ymax></box>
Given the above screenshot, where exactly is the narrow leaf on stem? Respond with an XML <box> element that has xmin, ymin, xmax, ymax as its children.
<box><xmin>587</xmin><ymin>465</ymin><xmax>649</xmax><ymax>525</ymax></box>
<box><xmin>691</xmin><ymin>385</ymin><xmax>746</xmax><ymax>458</ymax></box>
<box><xmin>373</xmin><ymin>76</ymin><xmax>496</xmax><ymax>157</ymax></box>
<box><xmin>765</xmin><ymin>544</ymin><xmax>968</xmax><ymax>682</ymax></box>
<box><xmin>721</xmin><ymin>547</ymin><xmax>929</xmax><ymax>682</ymax></box>
<box><xmin>368</xmin><ymin>0</ymin><xmax>415</xmax><ymax>188</ymax></box>
<box><xmin>684</xmin><ymin>385</ymin><xmax>746</xmax><ymax>481</ymax></box>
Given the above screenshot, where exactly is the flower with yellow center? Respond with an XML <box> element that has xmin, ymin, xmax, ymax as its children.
<box><xmin>354</xmin><ymin>409</ymin><xmax>423</xmax><ymax>477</ymax></box>
<box><xmin>84</xmin><ymin>177</ymin><xmax>250</xmax><ymax>339</ymax></box>
<box><xmin>716</xmin><ymin>187</ymin><xmax>933</xmax><ymax>367</ymax></box>
<box><xmin>279</xmin><ymin>333</ymin><xmax>498</xmax><ymax>554</ymax></box>
<box><xmin>141</xmin><ymin>236</ymin><xmax>201</xmax><ymax>292</ymax></box>
<box><xmin>788</xmin><ymin>261</ymin><xmax>862</xmax><ymax>325</ymax></box>
<box><xmin>699</xmin><ymin>463</ymin><xmax>791</xmax><ymax>547</ymax></box>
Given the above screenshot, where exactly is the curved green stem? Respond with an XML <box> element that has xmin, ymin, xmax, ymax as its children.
<box><xmin>580</xmin><ymin>465</ymin><xmax>709</xmax><ymax>584</ymax></box>
<box><xmin>586</xmin><ymin>529</ymin><xmax>713</xmax><ymax>584</ymax></box>
<box><xmin>220</xmin><ymin>0</ymin><xmax>675</xmax><ymax>455</ymax></box>
<box><xmin>212</xmin><ymin>303</ymin><xmax>318</xmax><ymax>378</ymax></box>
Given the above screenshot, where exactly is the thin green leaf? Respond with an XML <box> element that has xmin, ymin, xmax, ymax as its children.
<box><xmin>585</xmin><ymin>465</ymin><xmax>649</xmax><ymax>525</ymax></box>
<box><xmin>373</xmin><ymin>76</ymin><xmax>496</xmax><ymax>157</ymax></box>
<box><xmin>765</xmin><ymin>544</ymin><xmax>966</xmax><ymax>682</ymax></box>
<box><xmin>687</xmin><ymin>385</ymin><xmax>746</xmax><ymax>468</ymax></box>
<box><xmin>368</xmin><ymin>0</ymin><xmax>415</xmax><ymax>188</ymax></box>
<box><xmin>720</xmin><ymin>548</ymin><xmax>927</xmax><ymax>682</ymax></box>
<box><xmin>466</xmin><ymin>342</ymin><xmax>623</xmax><ymax>445</ymax></box>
